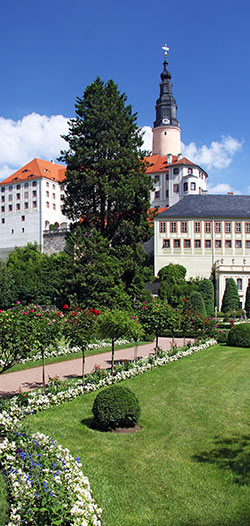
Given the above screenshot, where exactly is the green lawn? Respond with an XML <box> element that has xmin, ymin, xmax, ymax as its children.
<box><xmin>18</xmin><ymin>344</ymin><xmax>250</xmax><ymax>526</ymax></box>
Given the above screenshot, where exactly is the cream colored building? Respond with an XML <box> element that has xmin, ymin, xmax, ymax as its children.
<box><xmin>155</xmin><ymin>195</ymin><xmax>250</xmax><ymax>309</ymax></box>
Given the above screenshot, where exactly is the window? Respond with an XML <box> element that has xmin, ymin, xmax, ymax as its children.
<box><xmin>235</xmin><ymin>240</ymin><xmax>242</xmax><ymax>248</ymax></box>
<box><xmin>225</xmin><ymin>240</ymin><xmax>232</xmax><ymax>248</ymax></box>
<box><xmin>155</xmin><ymin>191</ymin><xmax>160</xmax><ymax>199</ymax></box>
<box><xmin>16</xmin><ymin>203</ymin><xmax>20</xmax><ymax>210</ymax></box>
<box><xmin>246</xmin><ymin>241</ymin><xmax>250</xmax><ymax>249</ymax></box>
<box><xmin>162</xmin><ymin>239</ymin><xmax>170</xmax><ymax>248</ymax></box>
<box><xmin>215</xmin><ymin>222</ymin><xmax>221</xmax><ymax>233</ymax></box>
<box><xmin>32</xmin><ymin>191</ymin><xmax>37</xmax><ymax>197</ymax></box>
<box><xmin>46</xmin><ymin>191</ymin><xmax>49</xmax><ymax>197</ymax></box>
<box><xmin>24</xmin><ymin>183</ymin><xmax>28</xmax><ymax>188</ymax></box>
<box><xmin>215</xmin><ymin>240</ymin><xmax>222</xmax><ymax>248</ymax></box>
<box><xmin>165</xmin><ymin>173</ymin><xmax>169</xmax><ymax>181</ymax></box>
<box><xmin>205</xmin><ymin>222</ymin><xmax>211</xmax><ymax>233</ymax></box>
<box><xmin>11</xmin><ymin>229</ymin><xmax>14</xmax><ymax>234</ymax></box>
<box><xmin>1</xmin><ymin>206</ymin><xmax>5</xmax><ymax>213</ymax></box>
<box><xmin>32</xmin><ymin>181</ymin><xmax>37</xmax><ymax>187</ymax></box>
<box><xmin>160</xmin><ymin>222</ymin><xmax>166</xmax><ymax>233</ymax></box>
<box><xmin>22</xmin><ymin>228</ymin><xmax>25</xmax><ymax>233</ymax></box>
<box><xmin>53</xmin><ymin>184</ymin><xmax>56</xmax><ymax>190</ymax></box>
<box><xmin>24</xmin><ymin>202</ymin><xmax>28</xmax><ymax>209</ymax></box>
<box><xmin>170</xmin><ymin>222</ymin><xmax>177</xmax><ymax>233</ymax></box>
<box><xmin>21</xmin><ymin>216</ymin><xmax>25</xmax><ymax>222</ymax></box>
<box><xmin>194</xmin><ymin>222</ymin><xmax>201</xmax><ymax>233</ymax></box>
<box><xmin>16</xmin><ymin>193</ymin><xmax>20</xmax><ymax>200</ymax></box>
<box><xmin>53</xmin><ymin>203</ymin><xmax>56</xmax><ymax>210</ymax></box>
<box><xmin>24</xmin><ymin>192</ymin><xmax>28</xmax><ymax>199</ymax></box>
<box><xmin>205</xmin><ymin>240</ymin><xmax>211</xmax><ymax>248</ymax></box>
<box><xmin>181</xmin><ymin>221</ymin><xmax>188</xmax><ymax>233</ymax></box>
<box><xmin>173</xmin><ymin>168</ymin><xmax>179</xmax><ymax>175</ymax></box>
<box><xmin>46</xmin><ymin>202</ymin><xmax>50</xmax><ymax>208</ymax></box>
<box><xmin>174</xmin><ymin>239</ymin><xmax>180</xmax><ymax>248</ymax></box>
<box><xmin>183</xmin><ymin>182</ymin><xmax>188</xmax><ymax>192</ymax></box>
<box><xmin>195</xmin><ymin>240</ymin><xmax>201</xmax><ymax>248</ymax></box>
<box><xmin>17</xmin><ymin>184</ymin><xmax>20</xmax><ymax>190</ymax></box>
<box><xmin>9</xmin><ymin>186</ymin><xmax>13</xmax><ymax>191</ymax></box>
<box><xmin>1</xmin><ymin>196</ymin><xmax>4</xmax><ymax>203</ymax></box>
<box><xmin>184</xmin><ymin>239</ymin><xmax>191</xmax><ymax>248</ymax></box>
<box><xmin>235</xmin><ymin>222</ymin><xmax>241</xmax><ymax>233</ymax></box>
<box><xmin>191</xmin><ymin>182</ymin><xmax>196</xmax><ymax>191</ymax></box>
<box><xmin>1</xmin><ymin>187</ymin><xmax>5</xmax><ymax>193</ymax></box>
<box><xmin>154</xmin><ymin>175</ymin><xmax>159</xmax><ymax>182</ymax></box>
<box><xmin>33</xmin><ymin>201</ymin><xmax>37</xmax><ymax>208</ymax></box>
<box><xmin>245</xmin><ymin>223</ymin><xmax>250</xmax><ymax>233</ymax></box>
<box><xmin>173</xmin><ymin>184</ymin><xmax>179</xmax><ymax>193</ymax></box>
<box><xmin>1</xmin><ymin>218</ymin><xmax>5</xmax><ymax>224</ymax></box>
<box><xmin>46</xmin><ymin>182</ymin><xmax>49</xmax><ymax>187</ymax></box>
<box><xmin>9</xmin><ymin>205</ymin><xmax>12</xmax><ymax>212</ymax></box>
<box><xmin>237</xmin><ymin>278</ymin><xmax>243</xmax><ymax>291</ymax></box>
<box><xmin>166</xmin><ymin>190</ymin><xmax>169</xmax><ymax>198</ymax></box>
<box><xmin>188</xmin><ymin>168</ymin><xmax>193</xmax><ymax>174</ymax></box>
<box><xmin>8</xmin><ymin>195</ymin><xmax>12</xmax><ymax>201</ymax></box>
<box><xmin>53</xmin><ymin>193</ymin><xmax>56</xmax><ymax>199</ymax></box>
<box><xmin>225</xmin><ymin>222</ymin><xmax>231</xmax><ymax>233</ymax></box>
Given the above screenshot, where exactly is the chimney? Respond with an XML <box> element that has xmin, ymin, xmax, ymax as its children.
<box><xmin>177</xmin><ymin>153</ymin><xmax>182</xmax><ymax>160</ymax></box>
<box><xmin>167</xmin><ymin>154</ymin><xmax>172</xmax><ymax>164</ymax></box>
<box><xmin>227</xmin><ymin>192</ymin><xmax>234</xmax><ymax>195</ymax></box>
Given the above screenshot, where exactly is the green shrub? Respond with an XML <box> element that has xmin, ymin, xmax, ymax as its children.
<box><xmin>189</xmin><ymin>291</ymin><xmax>207</xmax><ymax>317</ymax></box>
<box><xmin>221</xmin><ymin>278</ymin><xmax>240</xmax><ymax>313</ymax></box>
<box><xmin>227</xmin><ymin>323</ymin><xmax>250</xmax><ymax>347</ymax></box>
<box><xmin>92</xmin><ymin>385</ymin><xmax>141</xmax><ymax>431</ymax></box>
<box><xmin>215</xmin><ymin>329</ymin><xmax>229</xmax><ymax>343</ymax></box>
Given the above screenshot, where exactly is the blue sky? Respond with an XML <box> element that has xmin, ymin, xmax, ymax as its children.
<box><xmin>0</xmin><ymin>0</ymin><xmax>249</xmax><ymax>194</ymax></box>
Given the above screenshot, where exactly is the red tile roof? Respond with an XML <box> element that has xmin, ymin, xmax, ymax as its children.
<box><xmin>145</xmin><ymin>154</ymin><xmax>208</xmax><ymax>176</ymax></box>
<box><xmin>148</xmin><ymin>207</ymin><xmax>168</xmax><ymax>225</ymax></box>
<box><xmin>0</xmin><ymin>158</ymin><xmax>66</xmax><ymax>186</ymax></box>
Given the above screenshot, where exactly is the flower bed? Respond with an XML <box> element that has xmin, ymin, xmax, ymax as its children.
<box><xmin>0</xmin><ymin>338</ymin><xmax>216</xmax><ymax>526</ymax></box>
<box><xmin>0</xmin><ymin>430</ymin><xmax>102</xmax><ymax>526</ymax></box>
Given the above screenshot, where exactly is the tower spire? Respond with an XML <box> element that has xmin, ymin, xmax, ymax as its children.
<box><xmin>152</xmin><ymin>44</ymin><xmax>181</xmax><ymax>156</ymax></box>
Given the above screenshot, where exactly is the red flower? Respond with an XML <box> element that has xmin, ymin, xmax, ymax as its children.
<box><xmin>29</xmin><ymin>309</ymin><xmax>34</xmax><ymax>313</ymax></box>
<box><xmin>72</xmin><ymin>311</ymin><xmax>77</xmax><ymax>316</ymax></box>
<box><xmin>205</xmin><ymin>321</ymin><xmax>209</xmax><ymax>324</ymax></box>
<box><xmin>89</xmin><ymin>308</ymin><xmax>100</xmax><ymax>315</ymax></box>
<box><xmin>63</xmin><ymin>304</ymin><xmax>69</xmax><ymax>310</ymax></box>
<box><xmin>184</xmin><ymin>298</ymin><xmax>187</xmax><ymax>302</ymax></box>
<box><xmin>56</xmin><ymin>312</ymin><xmax>62</xmax><ymax>316</ymax></box>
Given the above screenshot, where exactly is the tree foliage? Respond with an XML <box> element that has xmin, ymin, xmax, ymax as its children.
<box><xmin>189</xmin><ymin>291</ymin><xmax>207</xmax><ymax>318</ymax></box>
<box><xmin>197</xmin><ymin>279</ymin><xmax>214</xmax><ymax>317</ymax></box>
<box><xmin>244</xmin><ymin>282</ymin><xmax>250</xmax><ymax>315</ymax></box>
<box><xmin>221</xmin><ymin>278</ymin><xmax>240</xmax><ymax>313</ymax></box>
<box><xmin>60</xmin><ymin>77</ymin><xmax>152</xmax><ymax>247</ymax></box>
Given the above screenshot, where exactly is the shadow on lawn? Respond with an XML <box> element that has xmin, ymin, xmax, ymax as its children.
<box><xmin>193</xmin><ymin>434</ymin><xmax>250</xmax><ymax>486</ymax></box>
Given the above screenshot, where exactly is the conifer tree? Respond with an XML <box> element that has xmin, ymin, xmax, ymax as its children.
<box><xmin>197</xmin><ymin>278</ymin><xmax>214</xmax><ymax>317</ymax></box>
<box><xmin>60</xmin><ymin>77</ymin><xmax>152</xmax><ymax>247</ymax></box>
<box><xmin>244</xmin><ymin>281</ymin><xmax>250</xmax><ymax>316</ymax></box>
<box><xmin>189</xmin><ymin>291</ymin><xmax>207</xmax><ymax>318</ymax></box>
<box><xmin>221</xmin><ymin>278</ymin><xmax>240</xmax><ymax>313</ymax></box>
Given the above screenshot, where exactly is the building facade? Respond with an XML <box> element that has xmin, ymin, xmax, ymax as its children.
<box><xmin>0</xmin><ymin>158</ymin><xmax>69</xmax><ymax>260</ymax></box>
<box><xmin>154</xmin><ymin>195</ymin><xmax>250</xmax><ymax>309</ymax></box>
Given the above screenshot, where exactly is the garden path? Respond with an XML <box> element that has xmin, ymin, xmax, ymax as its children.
<box><xmin>0</xmin><ymin>337</ymin><xmax>191</xmax><ymax>397</ymax></box>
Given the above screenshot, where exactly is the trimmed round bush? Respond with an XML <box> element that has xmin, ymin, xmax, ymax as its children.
<box><xmin>227</xmin><ymin>323</ymin><xmax>250</xmax><ymax>347</ymax></box>
<box><xmin>92</xmin><ymin>385</ymin><xmax>141</xmax><ymax>431</ymax></box>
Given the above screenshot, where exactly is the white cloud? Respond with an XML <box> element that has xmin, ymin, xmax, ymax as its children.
<box><xmin>207</xmin><ymin>183</ymin><xmax>241</xmax><ymax>195</ymax></box>
<box><xmin>181</xmin><ymin>136</ymin><xmax>243</xmax><ymax>170</ymax></box>
<box><xmin>140</xmin><ymin>126</ymin><xmax>153</xmax><ymax>152</ymax></box>
<box><xmin>0</xmin><ymin>113</ymin><xmax>69</xmax><ymax>180</ymax></box>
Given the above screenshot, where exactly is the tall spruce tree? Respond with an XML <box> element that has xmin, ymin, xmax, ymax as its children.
<box><xmin>60</xmin><ymin>77</ymin><xmax>152</xmax><ymax>247</ymax></box>
<box><xmin>244</xmin><ymin>281</ymin><xmax>250</xmax><ymax>316</ymax></box>
<box><xmin>197</xmin><ymin>278</ymin><xmax>214</xmax><ymax>317</ymax></box>
<box><xmin>221</xmin><ymin>278</ymin><xmax>240</xmax><ymax>313</ymax></box>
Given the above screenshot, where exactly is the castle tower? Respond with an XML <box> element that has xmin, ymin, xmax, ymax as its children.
<box><xmin>152</xmin><ymin>44</ymin><xmax>181</xmax><ymax>156</ymax></box>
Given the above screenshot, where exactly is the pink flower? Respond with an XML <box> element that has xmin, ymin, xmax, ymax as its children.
<box><xmin>37</xmin><ymin>312</ymin><xmax>41</xmax><ymax>316</ymax></box>
<box><xmin>142</xmin><ymin>306</ymin><xmax>146</xmax><ymax>309</ymax></box>
<box><xmin>24</xmin><ymin>312</ymin><xmax>27</xmax><ymax>315</ymax></box>
<box><xmin>29</xmin><ymin>309</ymin><xmax>34</xmax><ymax>313</ymax></box>
<box><xmin>16</xmin><ymin>301</ymin><xmax>21</xmax><ymax>304</ymax></box>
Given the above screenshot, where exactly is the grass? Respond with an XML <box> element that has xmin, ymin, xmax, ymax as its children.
<box><xmin>3</xmin><ymin>340</ymin><xmax>151</xmax><ymax>375</ymax></box>
<box><xmin>0</xmin><ymin>475</ymin><xmax>8</xmax><ymax>526</ymax></box>
<box><xmin>20</xmin><ymin>343</ymin><xmax>250</xmax><ymax>526</ymax></box>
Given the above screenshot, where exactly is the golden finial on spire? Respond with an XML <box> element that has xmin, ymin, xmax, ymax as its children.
<box><xmin>162</xmin><ymin>43</ymin><xmax>169</xmax><ymax>58</ymax></box>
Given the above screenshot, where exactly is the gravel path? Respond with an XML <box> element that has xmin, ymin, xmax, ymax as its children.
<box><xmin>0</xmin><ymin>337</ymin><xmax>190</xmax><ymax>397</ymax></box>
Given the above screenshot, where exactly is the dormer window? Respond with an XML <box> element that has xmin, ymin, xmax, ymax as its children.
<box><xmin>173</xmin><ymin>168</ymin><xmax>179</xmax><ymax>175</ymax></box>
<box><xmin>188</xmin><ymin>168</ymin><xmax>193</xmax><ymax>174</ymax></box>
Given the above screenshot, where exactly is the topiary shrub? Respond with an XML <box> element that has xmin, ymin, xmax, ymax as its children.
<box><xmin>227</xmin><ymin>323</ymin><xmax>250</xmax><ymax>348</ymax></box>
<box><xmin>92</xmin><ymin>385</ymin><xmax>141</xmax><ymax>431</ymax></box>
